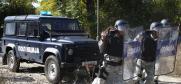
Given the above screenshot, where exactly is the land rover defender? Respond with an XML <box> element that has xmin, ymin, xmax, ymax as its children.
<box><xmin>1</xmin><ymin>15</ymin><xmax>101</xmax><ymax>83</ymax></box>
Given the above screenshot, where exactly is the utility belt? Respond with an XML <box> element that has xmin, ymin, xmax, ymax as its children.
<box><xmin>107</xmin><ymin>61</ymin><xmax>122</xmax><ymax>66</ymax></box>
<box><xmin>104</xmin><ymin>54</ymin><xmax>123</xmax><ymax>66</ymax></box>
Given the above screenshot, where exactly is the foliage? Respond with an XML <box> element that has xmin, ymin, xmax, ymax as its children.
<box><xmin>0</xmin><ymin>0</ymin><xmax>34</xmax><ymax>25</ymax></box>
<box><xmin>1</xmin><ymin>0</ymin><xmax>181</xmax><ymax>38</ymax></box>
<box><xmin>152</xmin><ymin>0</ymin><xmax>181</xmax><ymax>23</ymax></box>
<box><xmin>37</xmin><ymin>0</ymin><xmax>97</xmax><ymax>38</ymax></box>
<box><xmin>36</xmin><ymin>0</ymin><xmax>60</xmax><ymax>15</ymax></box>
<box><xmin>0</xmin><ymin>0</ymin><xmax>34</xmax><ymax>37</ymax></box>
<box><xmin>52</xmin><ymin>0</ymin><xmax>181</xmax><ymax>37</ymax></box>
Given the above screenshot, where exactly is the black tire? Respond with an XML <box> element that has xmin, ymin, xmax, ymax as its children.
<box><xmin>44</xmin><ymin>55</ymin><xmax>63</xmax><ymax>84</ymax></box>
<box><xmin>7</xmin><ymin>50</ymin><xmax>20</xmax><ymax>72</ymax></box>
<box><xmin>154</xmin><ymin>79</ymin><xmax>159</xmax><ymax>84</ymax></box>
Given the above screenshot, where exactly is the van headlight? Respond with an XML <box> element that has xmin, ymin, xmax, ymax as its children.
<box><xmin>68</xmin><ymin>48</ymin><xmax>74</xmax><ymax>55</ymax></box>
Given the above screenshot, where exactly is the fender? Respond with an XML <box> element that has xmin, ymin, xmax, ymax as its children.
<box><xmin>43</xmin><ymin>48</ymin><xmax>61</xmax><ymax>64</ymax></box>
<box><xmin>6</xmin><ymin>43</ymin><xmax>18</xmax><ymax>56</ymax></box>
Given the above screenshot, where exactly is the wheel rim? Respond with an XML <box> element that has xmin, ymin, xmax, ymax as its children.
<box><xmin>48</xmin><ymin>61</ymin><xmax>57</xmax><ymax>80</ymax></box>
<box><xmin>8</xmin><ymin>53</ymin><xmax>14</xmax><ymax>69</ymax></box>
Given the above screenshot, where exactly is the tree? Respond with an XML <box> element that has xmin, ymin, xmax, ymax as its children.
<box><xmin>0</xmin><ymin>0</ymin><xmax>34</xmax><ymax>24</ymax></box>
<box><xmin>0</xmin><ymin>0</ymin><xmax>34</xmax><ymax>37</ymax></box>
<box><xmin>36</xmin><ymin>0</ymin><xmax>181</xmax><ymax>38</ymax></box>
<box><xmin>37</xmin><ymin>0</ymin><xmax>97</xmax><ymax>38</ymax></box>
<box><xmin>36</xmin><ymin>0</ymin><xmax>60</xmax><ymax>15</ymax></box>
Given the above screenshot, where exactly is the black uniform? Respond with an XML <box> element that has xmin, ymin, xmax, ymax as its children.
<box><xmin>97</xmin><ymin>29</ymin><xmax>124</xmax><ymax>84</ymax></box>
<box><xmin>141</xmin><ymin>30</ymin><xmax>157</xmax><ymax>62</ymax></box>
<box><xmin>104</xmin><ymin>30</ymin><xmax>124</xmax><ymax>84</ymax></box>
<box><xmin>133</xmin><ymin>30</ymin><xmax>157</xmax><ymax>84</ymax></box>
<box><xmin>106</xmin><ymin>30</ymin><xmax>124</xmax><ymax>57</ymax></box>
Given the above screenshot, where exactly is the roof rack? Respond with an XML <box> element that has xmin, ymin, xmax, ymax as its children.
<box><xmin>4</xmin><ymin>15</ymin><xmax>70</xmax><ymax>22</ymax></box>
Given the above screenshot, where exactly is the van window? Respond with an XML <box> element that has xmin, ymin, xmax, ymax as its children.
<box><xmin>27</xmin><ymin>22</ymin><xmax>39</xmax><ymax>37</ymax></box>
<box><xmin>17</xmin><ymin>23</ymin><xmax>27</xmax><ymax>36</ymax></box>
<box><xmin>5</xmin><ymin>23</ymin><xmax>16</xmax><ymax>35</ymax></box>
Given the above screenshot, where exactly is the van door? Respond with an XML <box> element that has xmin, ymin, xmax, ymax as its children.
<box><xmin>26</xmin><ymin>22</ymin><xmax>41</xmax><ymax>62</ymax></box>
<box><xmin>16</xmin><ymin>22</ymin><xmax>29</xmax><ymax>60</ymax></box>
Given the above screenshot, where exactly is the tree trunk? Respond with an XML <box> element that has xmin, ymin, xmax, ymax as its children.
<box><xmin>86</xmin><ymin>0</ymin><xmax>96</xmax><ymax>38</ymax></box>
<box><xmin>86</xmin><ymin>0</ymin><xmax>96</xmax><ymax>21</ymax></box>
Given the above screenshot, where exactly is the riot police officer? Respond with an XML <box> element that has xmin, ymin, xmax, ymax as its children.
<box><xmin>104</xmin><ymin>20</ymin><xmax>127</xmax><ymax>84</ymax></box>
<box><xmin>93</xmin><ymin>19</ymin><xmax>128</xmax><ymax>84</ymax></box>
<box><xmin>153</xmin><ymin>19</ymin><xmax>171</xmax><ymax>82</ymax></box>
<box><xmin>133</xmin><ymin>22</ymin><xmax>161</xmax><ymax>84</ymax></box>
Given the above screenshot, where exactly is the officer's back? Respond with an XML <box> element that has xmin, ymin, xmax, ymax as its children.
<box><xmin>141</xmin><ymin>30</ymin><xmax>157</xmax><ymax>62</ymax></box>
<box><xmin>106</xmin><ymin>29</ymin><xmax>124</xmax><ymax>57</ymax></box>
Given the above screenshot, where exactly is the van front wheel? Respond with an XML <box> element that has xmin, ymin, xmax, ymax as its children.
<box><xmin>45</xmin><ymin>55</ymin><xmax>63</xmax><ymax>84</ymax></box>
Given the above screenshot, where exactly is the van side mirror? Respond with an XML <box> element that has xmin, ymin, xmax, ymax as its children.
<box><xmin>38</xmin><ymin>35</ymin><xmax>44</xmax><ymax>41</ymax></box>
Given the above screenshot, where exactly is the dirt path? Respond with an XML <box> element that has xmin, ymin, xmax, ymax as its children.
<box><xmin>0</xmin><ymin>58</ymin><xmax>49</xmax><ymax>84</ymax></box>
<box><xmin>1</xmin><ymin>57</ymin><xmax>181</xmax><ymax>84</ymax></box>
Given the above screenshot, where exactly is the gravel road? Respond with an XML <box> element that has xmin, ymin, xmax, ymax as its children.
<box><xmin>0</xmin><ymin>57</ymin><xmax>49</xmax><ymax>84</ymax></box>
<box><xmin>1</xmin><ymin>56</ymin><xmax>181</xmax><ymax>84</ymax></box>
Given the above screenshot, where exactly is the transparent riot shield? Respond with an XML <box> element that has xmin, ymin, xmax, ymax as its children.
<box><xmin>123</xmin><ymin>27</ymin><xmax>143</xmax><ymax>80</ymax></box>
<box><xmin>155</xmin><ymin>27</ymin><xmax>179</xmax><ymax>76</ymax></box>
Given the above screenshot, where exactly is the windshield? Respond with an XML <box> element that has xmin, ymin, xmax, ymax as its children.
<box><xmin>41</xmin><ymin>19</ymin><xmax>82</xmax><ymax>35</ymax></box>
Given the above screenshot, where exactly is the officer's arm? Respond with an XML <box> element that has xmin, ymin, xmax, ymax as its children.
<box><xmin>100</xmin><ymin>32</ymin><xmax>108</xmax><ymax>41</ymax></box>
<box><xmin>133</xmin><ymin>32</ymin><xmax>143</xmax><ymax>42</ymax></box>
